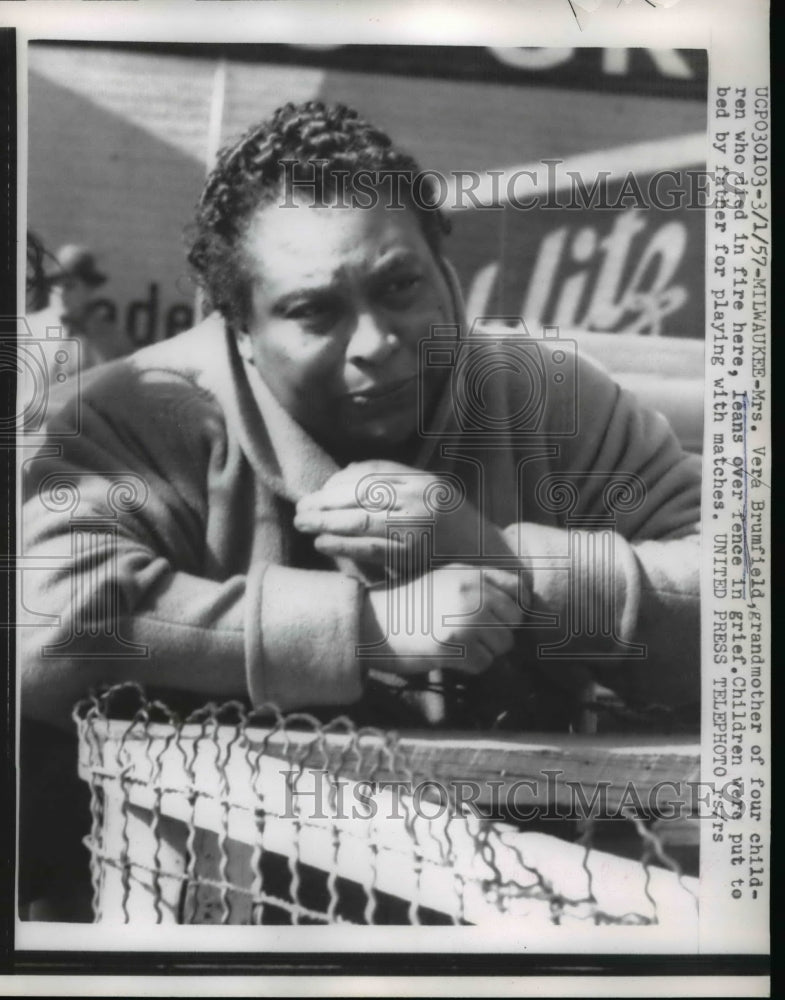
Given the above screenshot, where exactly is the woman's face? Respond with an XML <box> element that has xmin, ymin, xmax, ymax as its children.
<box><xmin>239</xmin><ymin>199</ymin><xmax>455</xmax><ymax>460</ymax></box>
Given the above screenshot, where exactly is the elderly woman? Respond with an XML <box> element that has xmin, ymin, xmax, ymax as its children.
<box><xmin>21</xmin><ymin>101</ymin><xmax>701</xmax><ymax>735</ymax></box>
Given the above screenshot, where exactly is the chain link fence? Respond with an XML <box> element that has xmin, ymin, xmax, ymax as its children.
<box><xmin>73</xmin><ymin>684</ymin><xmax>699</xmax><ymax>928</ymax></box>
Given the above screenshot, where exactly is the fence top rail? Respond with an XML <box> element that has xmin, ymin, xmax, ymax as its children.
<box><xmin>77</xmin><ymin>717</ymin><xmax>700</xmax><ymax>808</ymax></box>
<box><xmin>80</xmin><ymin>717</ymin><xmax>699</xmax><ymax>757</ymax></box>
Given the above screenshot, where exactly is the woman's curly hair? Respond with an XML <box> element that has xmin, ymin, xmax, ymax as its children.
<box><xmin>187</xmin><ymin>101</ymin><xmax>451</xmax><ymax>330</ymax></box>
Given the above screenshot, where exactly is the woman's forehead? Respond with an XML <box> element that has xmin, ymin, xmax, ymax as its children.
<box><xmin>243</xmin><ymin>200</ymin><xmax>432</xmax><ymax>288</ymax></box>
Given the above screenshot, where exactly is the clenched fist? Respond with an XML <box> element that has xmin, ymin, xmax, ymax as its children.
<box><xmin>360</xmin><ymin>563</ymin><xmax>524</xmax><ymax>677</ymax></box>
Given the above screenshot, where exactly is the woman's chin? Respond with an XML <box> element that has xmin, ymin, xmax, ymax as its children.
<box><xmin>322</xmin><ymin>414</ymin><xmax>420</xmax><ymax>462</ymax></box>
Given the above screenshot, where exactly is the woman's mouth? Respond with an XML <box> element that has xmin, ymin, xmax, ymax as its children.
<box><xmin>343</xmin><ymin>375</ymin><xmax>418</xmax><ymax>409</ymax></box>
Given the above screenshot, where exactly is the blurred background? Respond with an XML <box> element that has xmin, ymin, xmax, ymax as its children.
<box><xmin>28</xmin><ymin>42</ymin><xmax>707</xmax><ymax>348</ymax></box>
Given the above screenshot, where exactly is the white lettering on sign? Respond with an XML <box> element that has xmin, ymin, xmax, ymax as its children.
<box><xmin>287</xmin><ymin>44</ymin><xmax>697</xmax><ymax>82</ymax></box>
<box><xmin>489</xmin><ymin>48</ymin><xmax>575</xmax><ymax>71</ymax></box>
<box><xmin>466</xmin><ymin>211</ymin><xmax>689</xmax><ymax>336</ymax></box>
<box><xmin>602</xmin><ymin>48</ymin><xmax>693</xmax><ymax>79</ymax></box>
<box><xmin>489</xmin><ymin>47</ymin><xmax>694</xmax><ymax>80</ymax></box>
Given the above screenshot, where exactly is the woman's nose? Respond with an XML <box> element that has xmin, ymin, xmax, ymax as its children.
<box><xmin>346</xmin><ymin>312</ymin><xmax>400</xmax><ymax>366</ymax></box>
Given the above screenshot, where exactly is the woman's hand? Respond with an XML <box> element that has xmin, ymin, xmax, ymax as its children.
<box><xmin>295</xmin><ymin>459</ymin><xmax>507</xmax><ymax>570</ymax></box>
<box><xmin>360</xmin><ymin>563</ymin><xmax>524</xmax><ymax>676</ymax></box>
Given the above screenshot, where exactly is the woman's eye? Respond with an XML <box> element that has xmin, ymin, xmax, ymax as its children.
<box><xmin>384</xmin><ymin>274</ymin><xmax>422</xmax><ymax>299</ymax></box>
<box><xmin>286</xmin><ymin>300</ymin><xmax>338</xmax><ymax>328</ymax></box>
<box><xmin>288</xmin><ymin>303</ymin><xmax>322</xmax><ymax>319</ymax></box>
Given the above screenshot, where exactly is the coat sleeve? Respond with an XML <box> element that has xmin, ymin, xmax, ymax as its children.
<box><xmin>20</xmin><ymin>370</ymin><xmax>364</xmax><ymax>730</ymax></box>
<box><xmin>504</xmin><ymin>354</ymin><xmax>702</xmax><ymax>712</ymax></box>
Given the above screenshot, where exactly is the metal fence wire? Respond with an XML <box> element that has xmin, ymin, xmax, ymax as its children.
<box><xmin>73</xmin><ymin>684</ymin><xmax>699</xmax><ymax>928</ymax></box>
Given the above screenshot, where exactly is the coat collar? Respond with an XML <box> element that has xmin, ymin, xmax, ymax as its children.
<box><xmin>228</xmin><ymin>330</ymin><xmax>341</xmax><ymax>502</ymax></box>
